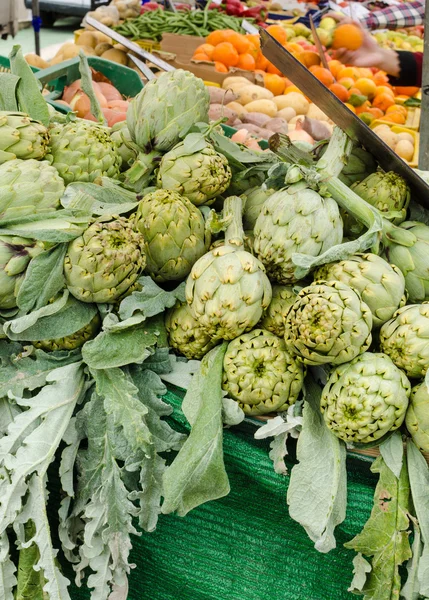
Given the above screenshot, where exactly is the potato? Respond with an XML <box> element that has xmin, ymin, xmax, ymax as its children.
<box><xmin>208</xmin><ymin>87</ymin><xmax>238</xmax><ymax>105</ymax></box>
<box><xmin>95</xmin><ymin>42</ymin><xmax>114</xmax><ymax>56</ymax></box>
<box><xmin>209</xmin><ymin>104</ymin><xmax>237</xmax><ymax>125</ymax></box>
<box><xmin>222</xmin><ymin>76</ymin><xmax>251</xmax><ymax>90</ymax></box>
<box><xmin>49</xmin><ymin>54</ymin><xmax>65</xmax><ymax>65</ymax></box>
<box><xmin>79</xmin><ymin>45</ymin><xmax>96</xmax><ymax>56</ymax></box>
<box><xmin>56</xmin><ymin>43</ymin><xmax>82</xmax><ymax>60</ymax></box>
<box><xmin>397</xmin><ymin>132</ymin><xmax>414</xmax><ymax>144</ymax></box>
<box><xmin>101</xmin><ymin>48</ymin><xmax>128</xmax><ymax>65</ymax></box>
<box><xmin>242</xmin><ymin>112</ymin><xmax>271</xmax><ymax>128</ymax></box>
<box><xmin>376</xmin><ymin>128</ymin><xmax>398</xmax><ymax>149</ymax></box>
<box><xmin>226</xmin><ymin>102</ymin><xmax>247</xmax><ymax>118</ymax></box>
<box><xmin>77</xmin><ymin>31</ymin><xmax>98</xmax><ymax>48</ymax></box>
<box><xmin>94</xmin><ymin>31</ymin><xmax>112</xmax><ymax>44</ymax></box>
<box><xmin>244</xmin><ymin>100</ymin><xmax>277</xmax><ymax>118</ymax></box>
<box><xmin>274</xmin><ymin>107</ymin><xmax>295</xmax><ymax>122</ymax></box>
<box><xmin>396</xmin><ymin>139</ymin><xmax>414</xmax><ymax>161</ymax></box>
<box><xmin>273</xmin><ymin>92</ymin><xmax>309</xmax><ymax>115</ymax></box>
<box><xmin>25</xmin><ymin>53</ymin><xmax>49</xmax><ymax>69</ymax></box>
<box><xmin>306</xmin><ymin>104</ymin><xmax>329</xmax><ymax>121</ymax></box>
<box><xmin>238</xmin><ymin>84</ymin><xmax>274</xmax><ymax>106</ymax></box>
<box><xmin>264</xmin><ymin>118</ymin><xmax>289</xmax><ymax>134</ymax></box>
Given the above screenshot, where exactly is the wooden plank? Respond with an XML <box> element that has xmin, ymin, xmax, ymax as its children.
<box><xmin>418</xmin><ymin>1</ymin><xmax>429</xmax><ymax>168</ymax></box>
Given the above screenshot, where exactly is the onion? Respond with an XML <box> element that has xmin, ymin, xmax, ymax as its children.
<box><xmin>287</xmin><ymin>119</ymin><xmax>314</xmax><ymax>144</ymax></box>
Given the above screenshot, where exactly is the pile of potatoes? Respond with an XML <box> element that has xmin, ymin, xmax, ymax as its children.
<box><xmin>25</xmin><ymin>30</ymin><xmax>135</xmax><ymax>71</ymax></box>
<box><xmin>208</xmin><ymin>75</ymin><xmax>334</xmax><ymax>142</ymax></box>
<box><xmin>372</xmin><ymin>124</ymin><xmax>416</xmax><ymax>163</ymax></box>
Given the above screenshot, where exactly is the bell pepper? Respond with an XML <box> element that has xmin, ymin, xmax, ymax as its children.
<box><xmin>242</xmin><ymin>4</ymin><xmax>267</xmax><ymax>22</ymax></box>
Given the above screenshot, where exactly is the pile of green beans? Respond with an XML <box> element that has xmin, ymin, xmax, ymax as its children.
<box><xmin>114</xmin><ymin>9</ymin><xmax>252</xmax><ymax>41</ymax></box>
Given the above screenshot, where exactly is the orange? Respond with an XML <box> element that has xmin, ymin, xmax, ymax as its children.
<box><xmin>354</xmin><ymin>78</ymin><xmax>377</xmax><ymax>99</ymax></box>
<box><xmin>386</xmin><ymin>104</ymin><xmax>407</xmax><ymax>117</ymax></box>
<box><xmin>357</xmin><ymin>68</ymin><xmax>374</xmax><ymax>78</ymax></box>
<box><xmin>372</xmin><ymin>93</ymin><xmax>395</xmax><ymax>112</ymax></box>
<box><xmin>309</xmin><ymin>65</ymin><xmax>335</xmax><ymax>87</ymax></box>
<box><xmin>266</xmin><ymin>60</ymin><xmax>282</xmax><ymax>76</ymax></box>
<box><xmin>332</xmin><ymin>23</ymin><xmax>364</xmax><ymax>50</ymax></box>
<box><xmin>329</xmin><ymin>83</ymin><xmax>349</xmax><ymax>102</ymax></box>
<box><xmin>375</xmin><ymin>85</ymin><xmax>395</xmax><ymax>97</ymax></box>
<box><xmin>367</xmin><ymin>107</ymin><xmax>384</xmax><ymax>119</ymax></box>
<box><xmin>348</xmin><ymin>87</ymin><xmax>364</xmax><ymax>98</ymax></box>
<box><xmin>206</xmin><ymin>30</ymin><xmax>229</xmax><ymax>46</ymax></box>
<box><xmin>355</xmin><ymin>100</ymin><xmax>372</xmax><ymax>114</ymax></box>
<box><xmin>264</xmin><ymin>73</ymin><xmax>286</xmax><ymax>95</ymax></box>
<box><xmin>193</xmin><ymin>53</ymin><xmax>210</xmax><ymax>61</ymax></box>
<box><xmin>383</xmin><ymin>113</ymin><xmax>406</xmax><ymax>124</ymax></box>
<box><xmin>344</xmin><ymin>103</ymin><xmax>356</xmax><ymax>113</ymax></box>
<box><xmin>195</xmin><ymin>43</ymin><xmax>215</xmax><ymax>59</ymax></box>
<box><xmin>337</xmin><ymin>66</ymin><xmax>360</xmax><ymax>81</ymax></box>
<box><xmin>394</xmin><ymin>86</ymin><xmax>420</xmax><ymax>97</ymax></box>
<box><xmin>224</xmin><ymin>31</ymin><xmax>251</xmax><ymax>54</ymax></box>
<box><xmin>328</xmin><ymin>59</ymin><xmax>343</xmax><ymax>79</ymax></box>
<box><xmin>373</xmin><ymin>71</ymin><xmax>389</xmax><ymax>85</ymax></box>
<box><xmin>284</xmin><ymin>84</ymin><xmax>304</xmax><ymax>95</ymax></box>
<box><xmin>236</xmin><ymin>53</ymin><xmax>256</xmax><ymax>71</ymax></box>
<box><xmin>246</xmin><ymin>34</ymin><xmax>261</xmax><ymax>51</ymax></box>
<box><xmin>266</xmin><ymin>24</ymin><xmax>287</xmax><ymax>45</ymax></box>
<box><xmin>285</xmin><ymin>42</ymin><xmax>304</xmax><ymax>54</ymax></box>
<box><xmin>214</xmin><ymin>62</ymin><xmax>228</xmax><ymax>73</ymax></box>
<box><xmin>255</xmin><ymin>51</ymin><xmax>269</xmax><ymax>71</ymax></box>
<box><xmin>212</xmin><ymin>42</ymin><xmax>239</xmax><ymax>67</ymax></box>
<box><xmin>337</xmin><ymin>77</ymin><xmax>355</xmax><ymax>90</ymax></box>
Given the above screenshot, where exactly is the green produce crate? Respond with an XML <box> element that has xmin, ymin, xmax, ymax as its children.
<box><xmin>221</xmin><ymin>123</ymin><xmax>269</xmax><ymax>150</ymax></box>
<box><xmin>0</xmin><ymin>55</ymin><xmax>40</xmax><ymax>73</ymax></box>
<box><xmin>35</xmin><ymin>56</ymin><xmax>143</xmax><ymax>113</ymax></box>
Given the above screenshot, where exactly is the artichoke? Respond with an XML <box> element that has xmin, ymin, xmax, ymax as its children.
<box><xmin>186</xmin><ymin>195</ymin><xmax>272</xmax><ymax>341</ymax></box>
<box><xmin>134</xmin><ymin>189</ymin><xmax>210</xmax><ymax>282</ymax></box>
<box><xmin>125</xmin><ymin>70</ymin><xmax>209</xmax><ymax>190</ymax></box>
<box><xmin>222</xmin><ymin>328</ymin><xmax>304</xmax><ymax>416</ymax></box>
<box><xmin>242</xmin><ymin>186</ymin><xmax>275</xmax><ymax>231</ymax></box>
<box><xmin>165</xmin><ymin>301</ymin><xmax>216</xmax><ymax>360</ymax></box>
<box><xmin>314</xmin><ymin>253</ymin><xmax>406</xmax><ymax>328</ymax></box>
<box><xmin>64</xmin><ymin>217</ymin><xmax>146</xmax><ymax>304</ymax></box>
<box><xmin>405</xmin><ymin>383</ymin><xmax>429</xmax><ymax>452</ymax></box>
<box><xmin>0</xmin><ymin>159</ymin><xmax>64</xmax><ymax>219</ymax></box>
<box><xmin>338</xmin><ymin>146</ymin><xmax>376</xmax><ymax>187</ymax></box>
<box><xmin>33</xmin><ymin>312</ymin><xmax>101</xmax><ymax>351</ymax></box>
<box><xmin>344</xmin><ymin>170</ymin><xmax>410</xmax><ymax>237</ymax></box>
<box><xmin>321</xmin><ymin>352</ymin><xmax>411</xmax><ymax>444</ymax></box>
<box><xmin>284</xmin><ymin>280</ymin><xmax>373</xmax><ymax>366</ymax></box>
<box><xmin>382</xmin><ymin>221</ymin><xmax>429</xmax><ymax>303</ymax></box>
<box><xmin>259</xmin><ymin>284</ymin><xmax>297</xmax><ymax>337</ymax></box>
<box><xmin>253</xmin><ymin>182</ymin><xmax>343</xmax><ymax>284</ymax></box>
<box><xmin>46</xmin><ymin>120</ymin><xmax>121</xmax><ymax>184</ymax></box>
<box><xmin>110</xmin><ymin>121</ymin><xmax>137</xmax><ymax>172</ymax></box>
<box><xmin>157</xmin><ymin>136</ymin><xmax>231</xmax><ymax>206</ymax></box>
<box><xmin>379</xmin><ymin>303</ymin><xmax>429</xmax><ymax>378</ymax></box>
<box><xmin>0</xmin><ymin>236</ymin><xmax>45</xmax><ymax>309</ymax></box>
<box><xmin>0</xmin><ymin>111</ymin><xmax>49</xmax><ymax>164</ymax></box>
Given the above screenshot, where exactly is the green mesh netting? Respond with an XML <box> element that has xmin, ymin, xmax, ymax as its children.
<box><xmin>66</xmin><ymin>386</ymin><xmax>377</xmax><ymax>600</ymax></box>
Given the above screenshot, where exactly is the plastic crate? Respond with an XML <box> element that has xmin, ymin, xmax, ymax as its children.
<box><xmin>135</xmin><ymin>39</ymin><xmax>161</xmax><ymax>52</ymax></box>
<box><xmin>0</xmin><ymin>55</ymin><xmax>40</xmax><ymax>74</ymax></box>
<box><xmin>35</xmin><ymin>56</ymin><xmax>143</xmax><ymax>113</ymax></box>
<box><xmin>221</xmin><ymin>124</ymin><xmax>269</xmax><ymax>150</ymax></box>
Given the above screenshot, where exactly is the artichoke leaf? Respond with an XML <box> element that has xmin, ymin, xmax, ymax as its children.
<box><xmin>401</xmin><ymin>521</ymin><xmax>424</xmax><ymax>600</ymax></box>
<box><xmin>118</xmin><ymin>277</ymin><xmax>186</xmax><ymax>322</ymax></box>
<box><xmin>9</xmin><ymin>46</ymin><xmax>50</xmax><ymax>126</ymax></box>
<box><xmin>0</xmin><ymin>73</ymin><xmax>20</xmax><ymax>112</ymax></box>
<box><xmin>344</xmin><ymin>456</ymin><xmax>412</xmax><ymax>600</ymax></box>
<box><xmin>0</xmin><ymin>532</ymin><xmax>17</xmax><ymax>600</ymax></box>
<box><xmin>379</xmin><ymin>431</ymin><xmax>404</xmax><ymax>480</ymax></box>
<box><xmin>61</xmin><ymin>181</ymin><xmax>139</xmax><ymax>217</ymax></box>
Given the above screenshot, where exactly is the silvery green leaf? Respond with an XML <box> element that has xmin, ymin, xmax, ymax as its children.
<box><xmin>0</xmin><ymin>532</ymin><xmax>17</xmax><ymax>600</ymax></box>
<box><xmin>82</xmin><ymin>326</ymin><xmax>157</xmax><ymax>369</ymax></box>
<box><xmin>159</xmin><ymin>355</ymin><xmax>200</xmax><ymax>390</ymax></box>
<box><xmin>287</xmin><ymin>376</ymin><xmax>347</xmax><ymax>553</ymax></box>
<box><xmin>4</xmin><ymin>291</ymin><xmax>69</xmax><ymax>336</ymax></box>
<box><xmin>221</xmin><ymin>396</ymin><xmax>244</xmax><ymax>426</ymax></box>
<box><xmin>61</xmin><ymin>181</ymin><xmax>139</xmax><ymax>216</ymax></box>
<box><xmin>0</xmin><ymin>362</ymin><xmax>85</xmax><ymax>534</ymax></box>
<box><xmin>13</xmin><ymin>473</ymin><xmax>71</xmax><ymax>600</ymax></box>
<box><xmin>348</xmin><ymin>553</ymin><xmax>372</xmax><ymax>593</ymax></box>
<box><xmin>9</xmin><ymin>46</ymin><xmax>50</xmax><ymax>125</ymax></box>
<box><xmin>118</xmin><ymin>278</ymin><xmax>186</xmax><ymax>321</ymax></box>
<box><xmin>0</xmin><ymin>211</ymin><xmax>90</xmax><ymax>242</ymax></box>
<box><xmin>379</xmin><ymin>431</ymin><xmax>403</xmax><ymax>479</ymax></box>
<box><xmin>0</xmin><ymin>398</ymin><xmax>21</xmax><ymax>436</ymax></box>
<box><xmin>269</xmin><ymin>432</ymin><xmax>290</xmax><ymax>475</ymax></box>
<box><xmin>129</xmin><ymin>454</ymin><xmax>165</xmax><ymax>532</ymax></box>
<box><xmin>401</xmin><ymin>520</ymin><xmax>423</xmax><ymax>600</ymax></box>
<box><xmin>182</xmin><ymin>132</ymin><xmax>207</xmax><ymax>154</ymax></box>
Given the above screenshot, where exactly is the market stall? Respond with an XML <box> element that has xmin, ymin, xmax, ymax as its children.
<box><xmin>0</xmin><ymin>1</ymin><xmax>429</xmax><ymax>599</ymax></box>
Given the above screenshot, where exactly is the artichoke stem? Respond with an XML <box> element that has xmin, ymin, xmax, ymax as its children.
<box><xmin>382</xmin><ymin>219</ymin><xmax>417</xmax><ymax>248</ymax></box>
<box><xmin>316</xmin><ymin>126</ymin><xmax>354</xmax><ymax>179</ymax></box>
<box><xmin>123</xmin><ymin>150</ymin><xmax>160</xmax><ymax>191</ymax></box>
<box><xmin>325</xmin><ymin>176</ymin><xmax>379</xmax><ymax>232</ymax></box>
<box><xmin>224</xmin><ymin>196</ymin><xmax>245</xmax><ymax>249</ymax></box>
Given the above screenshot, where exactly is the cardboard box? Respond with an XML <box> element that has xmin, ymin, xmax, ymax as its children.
<box><xmin>156</xmin><ymin>33</ymin><xmax>256</xmax><ymax>85</ymax></box>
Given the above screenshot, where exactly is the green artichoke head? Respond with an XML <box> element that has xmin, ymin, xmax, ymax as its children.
<box><xmin>382</xmin><ymin>220</ymin><xmax>429</xmax><ymax>303</ymax></box>
<box><xmin>314</xmin><ymin>253</ymin><xmax>406</xmax><ymax>328</ymax></box>
<box><xmin>185</xmin><ymin>196</ymin><xmax>272</xmax><ymax>341</ymax></box>
<box><xmin>64</xmin><ymin>217</ymin><xmax>146</xmax><ymax>304</ymax></box>
<box><xmin>222</xmin><ymin>328</ymin><xmax>304</xmax><ymax>416</ymax></box>
<box><xmin>33</xmin><ymin>312</ymin><xmax>101</xmax><ymax>351</ymax></box>
<box><xmin>405</xmin><ymin>382</ymin><xmax>429</xmax><ymax>452</ymax></box>
<box><xmin>258</xmin><ymin>284</ymin><xmax>297</xmax><ymax>337</ymax></box>
<box><xmin>134</xmin><ymin>189</ymin><xmax>210</xmax><ymax>282</ymax></box>
<box><xmin>0</xmin><ymin>159</ymin><xmax>65</xmax><ymax>220</ymax></box>
<box><xmin>110</xmin><ymin>121</ymin><xmax>138</xmax><ymax>172</ymax></box>
<box><xmin>127</xmin><ymin>69</ymin><xmax>209</xmax><ymax>153</ymax></box>
<box><xmin>0</xmin><ymin>236</ymin><xmax>45</xmax><ymax>309</ymax></box>
<box><xmin>253</xmin><ymin>182</ymin><xmax>343</xmax><ymax>284</ymax></box>
<box><xmin>379</xmin><ymin>302</ymin><xmax>429</xmax><ymax>378</ymax></box>
<box><xmin>46</xmin><ymin>120</ymin><xmax>121</xmax><ymax>184</ymax></box>
<box><xmin>321</xmin><ymin>352</ymin><xmax>411</xmax><ymax>444</ymax></box>
<box><xmin>0</xmin><ymin>111</ymin><xmax>50</xmax><ymax>164</ymax></box>
<box><xmin>284</xmin><ymin>280</ymin><xmax>373</xmax><ymax>366</ymax></box>
<box><xmin>156</xmin><ymin>136</ymin><xmax>231</xmax><ymax>206</ymax></box>
<box><xmin>242</xmin><ymin>186</ymin><xmax>275</xmax><ymax>231</ymax></box>
<box><xmin>165</xmin><ymin>301</ymin><xmax>216</xmax><ymax>360</ymax></box>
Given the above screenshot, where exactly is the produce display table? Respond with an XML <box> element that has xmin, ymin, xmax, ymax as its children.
<box><xmin>69</xmin><ymin>387</ymin><xmax>376</xmax><ymax>600</ymax></box>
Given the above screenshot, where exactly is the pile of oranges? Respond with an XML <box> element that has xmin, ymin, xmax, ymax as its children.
<box><xmin>310</xmin><ymin>60</ymin><xmax>411</xmax><ymax>124</ymax></box>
